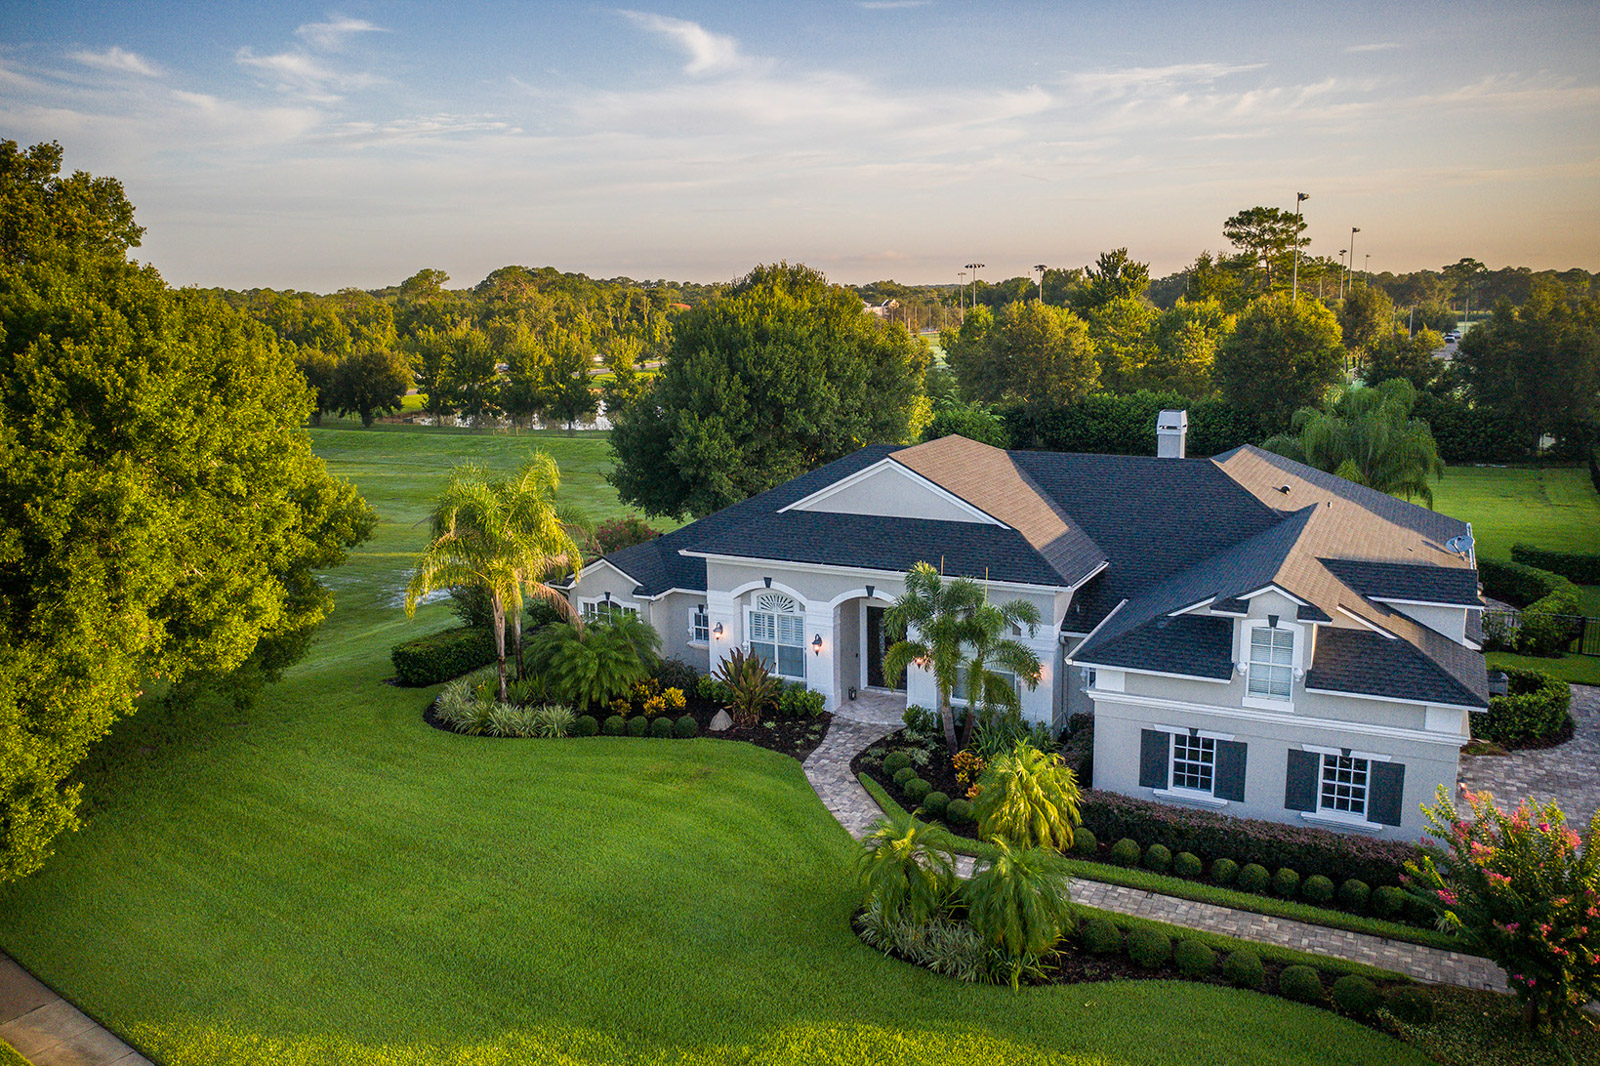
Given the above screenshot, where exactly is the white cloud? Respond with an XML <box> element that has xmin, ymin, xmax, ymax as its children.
<box><xmin>859</xmin><ymin>1</ymin><xmax>931</xmax><ymax>8</ymax></box>
<box><xmin>1063</xmin><ymin>62</ymin><xmax>1266</xmax><ymax>96</ymax></box>
<box><xmin>322</xmin><ymin>113</ymin><xmax>522</xmax><ymax>144</ymax></box>
<box><xmin>296</xmin><ymin>15</ymin><xmax>386</xmax><ymax>52</ymax></box>
<box><xmin>1345</xmin><ymin>42</ymin><xmax>1401</xmax><ymax>53</ymax></box>
<box><xmin>236</xmin><ymin>46</ymin><xmax>381</xmax><ymax>101</ymax></box>
<box><xmin>620</xmin><ymin>11</ymin><xmax>751</xmax><ymax>76</ymax></box>
<box><xmin>69</xmin><ymin>46</ymin><xmax>162</xmax><ymax>77</ymax></box>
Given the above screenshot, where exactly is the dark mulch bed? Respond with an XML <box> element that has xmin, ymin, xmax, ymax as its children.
<box><xmin>424</xmin><ymin>694</ymin><xmax>831</xmax><ymax>763</ymax></box>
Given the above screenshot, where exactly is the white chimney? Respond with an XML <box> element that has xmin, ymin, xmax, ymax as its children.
<box><xmin>1156</xmin><ymin>409</ymin><xmax>1188</xmax><ymax>459</ymax></box>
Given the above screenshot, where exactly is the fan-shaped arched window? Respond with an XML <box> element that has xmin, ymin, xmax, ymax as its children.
<box><xmin>749</xmin><ymin>592</ymin><xmax>805</xmax><ymax>679</ymax></box>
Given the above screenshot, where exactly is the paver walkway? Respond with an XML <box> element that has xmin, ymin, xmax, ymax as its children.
<box><xmin>1460</xmin><ymin>683</ymin><xmax>1600</xmax><ymax>824</ymax></box>
<box><xmin>806</xmin><ymin>711</ymin><xmax>1507</xmax><ymax>993</ymax></box>
<box><xmin>0</xmin><ymin>953</ymin><xmax>151</xmax><ymax>1065</ymax></box>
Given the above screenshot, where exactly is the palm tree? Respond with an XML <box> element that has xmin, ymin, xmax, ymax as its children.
<box><xmin>883</xmin><ymin>562</ymin><xmax>1043</xmax><ymax>756</ymax></box>
<box><xmin>501</xmin><ymin>452</ymin><xmax>587</xmax><ymax>680</ymax></box>
<box><xmin>856</xmin><ymin>813</ymin><xmax>958</xmax><ymax>929</ymax></box>
<box><xmin>1263</xmin><ymin>378</ymin><xmax>1445</xmax><ymax>506</ymax></box>
<box><xmin>404</xmin><ymin>454</ymin><xmax>583</xmax><ymax>702</ymax></box>
<box><xmin>957</xmin><ymin>597</ymin><xmax>1042</xmax><ymax>750</ymax></box>
<box><xmin>883</xmin><ymin>563</ymin><xmax>982</xmax><ymax>755</ymax></box>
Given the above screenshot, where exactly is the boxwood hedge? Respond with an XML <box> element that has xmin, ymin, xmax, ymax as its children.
<box><xmin>1475</xmin><ymin>667</ymin><xmax>1572</xmax><ymax>744</ymax></box>
<box><xmin>1075</xmin><ymin>789</ymin><xmax>1417</xmax><ymax>889</ymax></box>
<box><xmin>391</xmin><ymin>626</ymin><xmax>495</xmax><ymax>687</ymax></box>
<box><xmin>1511</xmin><ymin>543</ymin><xmax>1600</xmax><ymax>586</ymax></box>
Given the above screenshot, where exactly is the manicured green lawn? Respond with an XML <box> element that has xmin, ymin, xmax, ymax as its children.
<box><xmin>1436</xmin><ymin>464</ymin><xmax>1600</xmax><ymax>682</ymax></box>
<box><xmin>0</xmin><ymin>425</ymin><xmax>1431</xmax><ymax>1065</ymax></box>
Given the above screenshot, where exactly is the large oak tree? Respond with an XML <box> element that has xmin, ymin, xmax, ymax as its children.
<box><xmin>0</xmin><ymin>141</ymin><xmax>375</xmax><ymax>880</ymax></box>
<box><xmin>609</xmin><ymin>263</ymin><xmax>927</xmax><ymax>519</ymax></box>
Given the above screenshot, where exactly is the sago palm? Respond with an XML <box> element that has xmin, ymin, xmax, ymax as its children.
<box><xmin>972</xmin><ymin>741</ymin><xmax>1082</xmax><ymax>852</ymax></box>
<box><xmin>856</xmin><ymin>813</ymin><xmax>958</xmax><ymax>929</ymax></box>
<box><xmin>962</xmin><ymin>837</ymin><xmax>1075</xmax><ymax>990</ymax></box>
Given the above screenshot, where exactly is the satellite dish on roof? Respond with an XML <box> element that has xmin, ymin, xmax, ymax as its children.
<box><xmin>1446</xmin><ymin>533</ymin><xmax>1474</xmax><ymax>556</ymax></box>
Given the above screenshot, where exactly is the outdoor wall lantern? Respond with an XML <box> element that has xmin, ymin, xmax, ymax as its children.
<box><xmin>1487</xmin><ymin>670</ymin><xmax>1509</xmax><ymax>697</ymax></box>
<box><xmin>713</xmin><ymin>623</ymin><xmax>724</xmax><ymax>638</ymax></box>
<box><xmin>812</xmin><ymin>634</ymin><xmax>823</xmax><ymax>655</ymax></box>
<box><xmin>603</xmin><ymin>590</ymin><xmax>612</xmax><ymax>603</ymax></box>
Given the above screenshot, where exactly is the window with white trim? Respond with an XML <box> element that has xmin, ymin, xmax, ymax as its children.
<box><xmin>582</xmin><ymin>599</ymin><xmax>637</xmax><ymax>623</ymax></box>
<box><xmin>1247</xmin><ymin>626</ymin><xmax>1294</xmax><ymax>699</ymax></box>
<box><xmin>1171</xmin><ymin>733</ymin><xmax>1215</xmax><ymax>793</ymax></box>
<box><xmin>749</xmin><ymin>592</ymin><xmax>805</xmax><ymax>680</ymax></box>
<box><xmin>951</xmin><ymin>664</ymin><xmax>1020</xmax><ymax>706</ymax></box>
<box><xmin>691</xmin><ymin>605</ymin><xmax>710</xmax><ymax>644</ymax></box>
<box><xmin>1319</xmin><ymin>754</ymin><xmax>1369</xmax><ymax>817</ymax></box>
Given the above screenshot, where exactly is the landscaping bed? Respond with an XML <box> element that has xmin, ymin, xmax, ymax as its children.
<box><xmin>424</xmin><ymin>667</ymin><xmax>831</xmax><ymax>762</ymax></box>
<box><xmin>853</xmin><ymin>731</ymin><xmax>1449</xmax><ymax>940</ymax></box>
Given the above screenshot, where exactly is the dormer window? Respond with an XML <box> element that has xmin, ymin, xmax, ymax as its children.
<box><xmin>1247</xmin><ymin>627</ymin><xmax>1294</xmax><ymax>700</ymax></box>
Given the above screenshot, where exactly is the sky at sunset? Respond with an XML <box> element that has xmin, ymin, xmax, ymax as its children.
<box><xmin>3</xmin><ymin>1</ymin><xmax>1597</xmax><ymax>291</ymax></box>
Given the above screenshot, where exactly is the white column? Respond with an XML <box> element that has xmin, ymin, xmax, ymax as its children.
<box><xmin>706</xmin><ymin>589</ymin><xmax>737</xmax><ymax>672</ymax></box>
<box><xmin>805</xmin><ymin>603</ymin><xmax>836</xmax><ymax>706</ymax></box>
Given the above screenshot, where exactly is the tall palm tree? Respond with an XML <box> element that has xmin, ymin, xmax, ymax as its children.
<box><xmin>957</xmin><ymin>598</ymin><xmax>1042</xmax><ymax>750</ymax></box>
<box><xmin>1263</xmin><ymin>378</ymin><xmax>1445</xmax><ymax>505</ymax></box>
<box><xmin>501</xmin><ymin>452</ymin><xmax>587</xmax><ymax>679</ymax></box>
<box><xmin>404</xmin><ymin>454</ymin><xmax>583</xmax><ymax>702</ymax></box>
<box><xmin>883</xmin><ymin>562</ymin><xmax>1042</xmax><ymax>756</ymax></box>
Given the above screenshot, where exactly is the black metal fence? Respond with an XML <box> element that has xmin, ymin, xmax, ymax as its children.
<box><xmin>1482</xmin><ymin>608</ymin><xmax>1600</xmax><ymax>657</ymax></box>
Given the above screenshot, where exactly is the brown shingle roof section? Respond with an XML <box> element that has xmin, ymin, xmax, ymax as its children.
<box><xmin>892</xmin><ymin>435</ymin><xmax>1107</xmax><ymax>586</ymax></box>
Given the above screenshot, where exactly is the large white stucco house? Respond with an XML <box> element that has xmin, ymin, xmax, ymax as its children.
<box><xmin>563</xmin><ymin>416</ymin><xmax>1488</xmax><ymax>841</ymax></box>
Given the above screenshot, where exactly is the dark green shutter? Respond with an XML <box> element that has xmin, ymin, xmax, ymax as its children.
<box><xmin>1215</xmin><ymin>740</ymin><xmax>1247</xmax><ymax>802</ymax></box>
<box><xmin>1138</xmin><ymin>729</ymin><xmax>1169</xmax><ymax>789</ymax></box>
<box><xmin>1284</xmin><ymin>749</ymin><xmax>1319</xmax><ymax>811</ymax></box>
<box><xmin>1368</xmin><ymin>761</ymin><xmax>1406</xmax><ymax>826</ymax></box>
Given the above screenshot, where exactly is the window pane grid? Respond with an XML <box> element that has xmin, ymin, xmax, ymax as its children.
<box><xmin>749</xmin><ymin>608</ymin><xmax>805</xmax><ymax>680</ymax></box>
<box><xmin>1319</xmin><ymin>755</ymin><xmax>1369</xmax><ymax>816</ymax></box>
<box><xmin>692</xmin><ymin>608</ymin><xmax>709</xmax><ymax>643</ymax></box>
<box><xmin>1248</xmin><ymin>627</ymin><xmax>1294</xmax><ymax>699</ymax></box>
<box><xmin>1171</xmin><ymin>734</ymin><xmax>1215</xmax><ymax>792</ymax></box>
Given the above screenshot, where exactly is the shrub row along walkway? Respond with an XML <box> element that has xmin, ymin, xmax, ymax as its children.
<box><xmin>0</xmin><ymin>953</ymin><xmax>151</xmax><ymax>1065</ymax></box>
<box><xmin>805</xmin><ymin>711</ymin><xmax>1507</xmax><ymax>994</ymax></box>
<box><xmin>1459</xmin><ymin>683</ymin><xmax>1600</xmax><ymax>825</ymax></box>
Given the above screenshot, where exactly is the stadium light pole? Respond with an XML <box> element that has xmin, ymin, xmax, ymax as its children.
<box><xmin>1343</xmin><ymin>227</ymin><xmax>1360</xmax><ymax>298</ymax></box>
<box><xmin>957</xmin><ymin>271</ymin><xmax>967</xmax><ymax>317</ymax></box>
<box><xmin>965</xmin><ymin>263</ymin><xmax>984</xmax><ymax>310</ymax></box>
<box><xmin>1291</xmin><ymin>192</ymin><xmax>1309</xmax><ymax>301</ymax></box>
<box><xmin>1033</xmin><ymin>264</ymin><xmax>1048</xmax><ymax>301</ymax></box>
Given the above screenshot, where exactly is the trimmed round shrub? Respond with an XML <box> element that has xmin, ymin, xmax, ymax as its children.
<box><xmin>921</xmin><ymin>791</ymin><xmax>950</xmax><ymax>819</ymax></box>
<box><xmin>903</xmin><ymin>777</ymin><xmax>932</xmax><ymax>805</ymax></box>
<box><xmin>1071</xmin><ymin>827</ymin><xmax>1097</xmax><ymax>856</ymax></box>
<box><xmin>573</xmin><ymin>714</ymin><xmax>600</xmax><ymax>737</ymax></box>
<box><xmin>1173</xmin><ymin>851</ymin><xmax>1203</xmax><ymax>879</ymax></box>
<box><xmin>1210</xmin><ymin>857</ymin><xmax>1239</xmax><ymax>885</ymax></box>
<box><xmin>883</xmin><ymin>751</ymin><xmax>912</xmax><ymax>776</ymax></box>
<box><xmin>945</xmin><ymin>799</ymin><xmax>974</xmax><ymax>826</ymax></box>
<box><xmin>1222</xmin><ymin>949</ymin><xmax>1264</xmax><ymax>990</ymax></box>
<box><xmin>1082</xmin><ymin>918</ymin><xmax>1122</xmax><ymax>955</ymax></box>
<box><xmin>1278</xmin><ymin>965</ymin><xmax>1324</xmax><ymax>1004</ymax></box>
<box><xmin>602</xmin><ymin>715</ymin><xmax>627</xmax><ymax>736</ymax></box>
<box><xmin>1237</xmin><ymin>863</ymin><xmax>1269</xmax><ymax>893</ymax></box>
<box><xmin>892</xmin><ymin>765</ymin><xmax>918</xmax><ymax>787</ymax></box>
<box><xmin>1402</xmin><ymin>895</ymin><xmax>1436</xmax><ymax>927</ymax></box>
<box><xmin>1174</xmin><ymin>939</ymin><xmax>1216</xmax><ymax>977</ymax></box>
<box><xmin>672</xmin><ymin>714</ymin><xmax>698</xmax><ymax>738</ymax></box>
<box><xmin>1331</xmin><ymin>975</ymin><xmax>1381</xmax><ymax>1018</ymax></box>
<box><xmin>649</xmin><ymin>716</ymin><xmax>674</xmax><ymax>738</ymax></box>
<box><xmin>1372</xmin><ymin>885</ymin><xmax>1406</xmax><ymax>919</ymax></box>
<box><xmin>1301</xmin><ymin>875</ymin><xmax>1335</xmax><ymax>905</ymax></box>
<box><xmin>626</xmin><ymin>715</ymin><xmax>650</xmax><ymax>737</ymax></box>
<box><xmin>1338</xmin><ymin>879</ymin><xmax>1371</xmax><ymax>913</ymax></box>
<box><xmin>1385</xmin><ymin>986</ymin><xmax>1436</xmax><ymax>1025</ymax></box>
<box><xmin>1127</xmin><ymin>927</ymin><xmax>1171</xmax><ymax>970</ymax></box>
<box><xmin>1144</xmin><ymin>843</ymin><xmax>1172</xmax><ymax>873</ymax></box>
<box><xmin>1110</xmin><ymin>838</ymin><xmax>1141</xmax><ymax>867</ymax></box>
<box><xmin>1271</xmin><ymin>867</ymin><xmax>1300</xmax><ymax>898</ymax></box>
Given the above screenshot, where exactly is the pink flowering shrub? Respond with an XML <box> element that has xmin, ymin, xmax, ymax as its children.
<box><xmin>1405</xmin><ymin>785</ymin><xmax>1600</xmax><ymax>1033</ymax></box>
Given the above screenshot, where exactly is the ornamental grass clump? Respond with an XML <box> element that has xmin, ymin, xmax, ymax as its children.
<box><xmin>1404</xmin><ymin>785</ymin><xmax>1600</xmax><ymax>1034</ymax></box>
<box><xmin>972</xmin><ymin>741</ymin><xmax>1082</xmax><ymax>852</ymax></box>
<box><xmin>962</xmin><ymin>838</ymin><xmax>1075</xmax><ymax>990</ymax></box>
